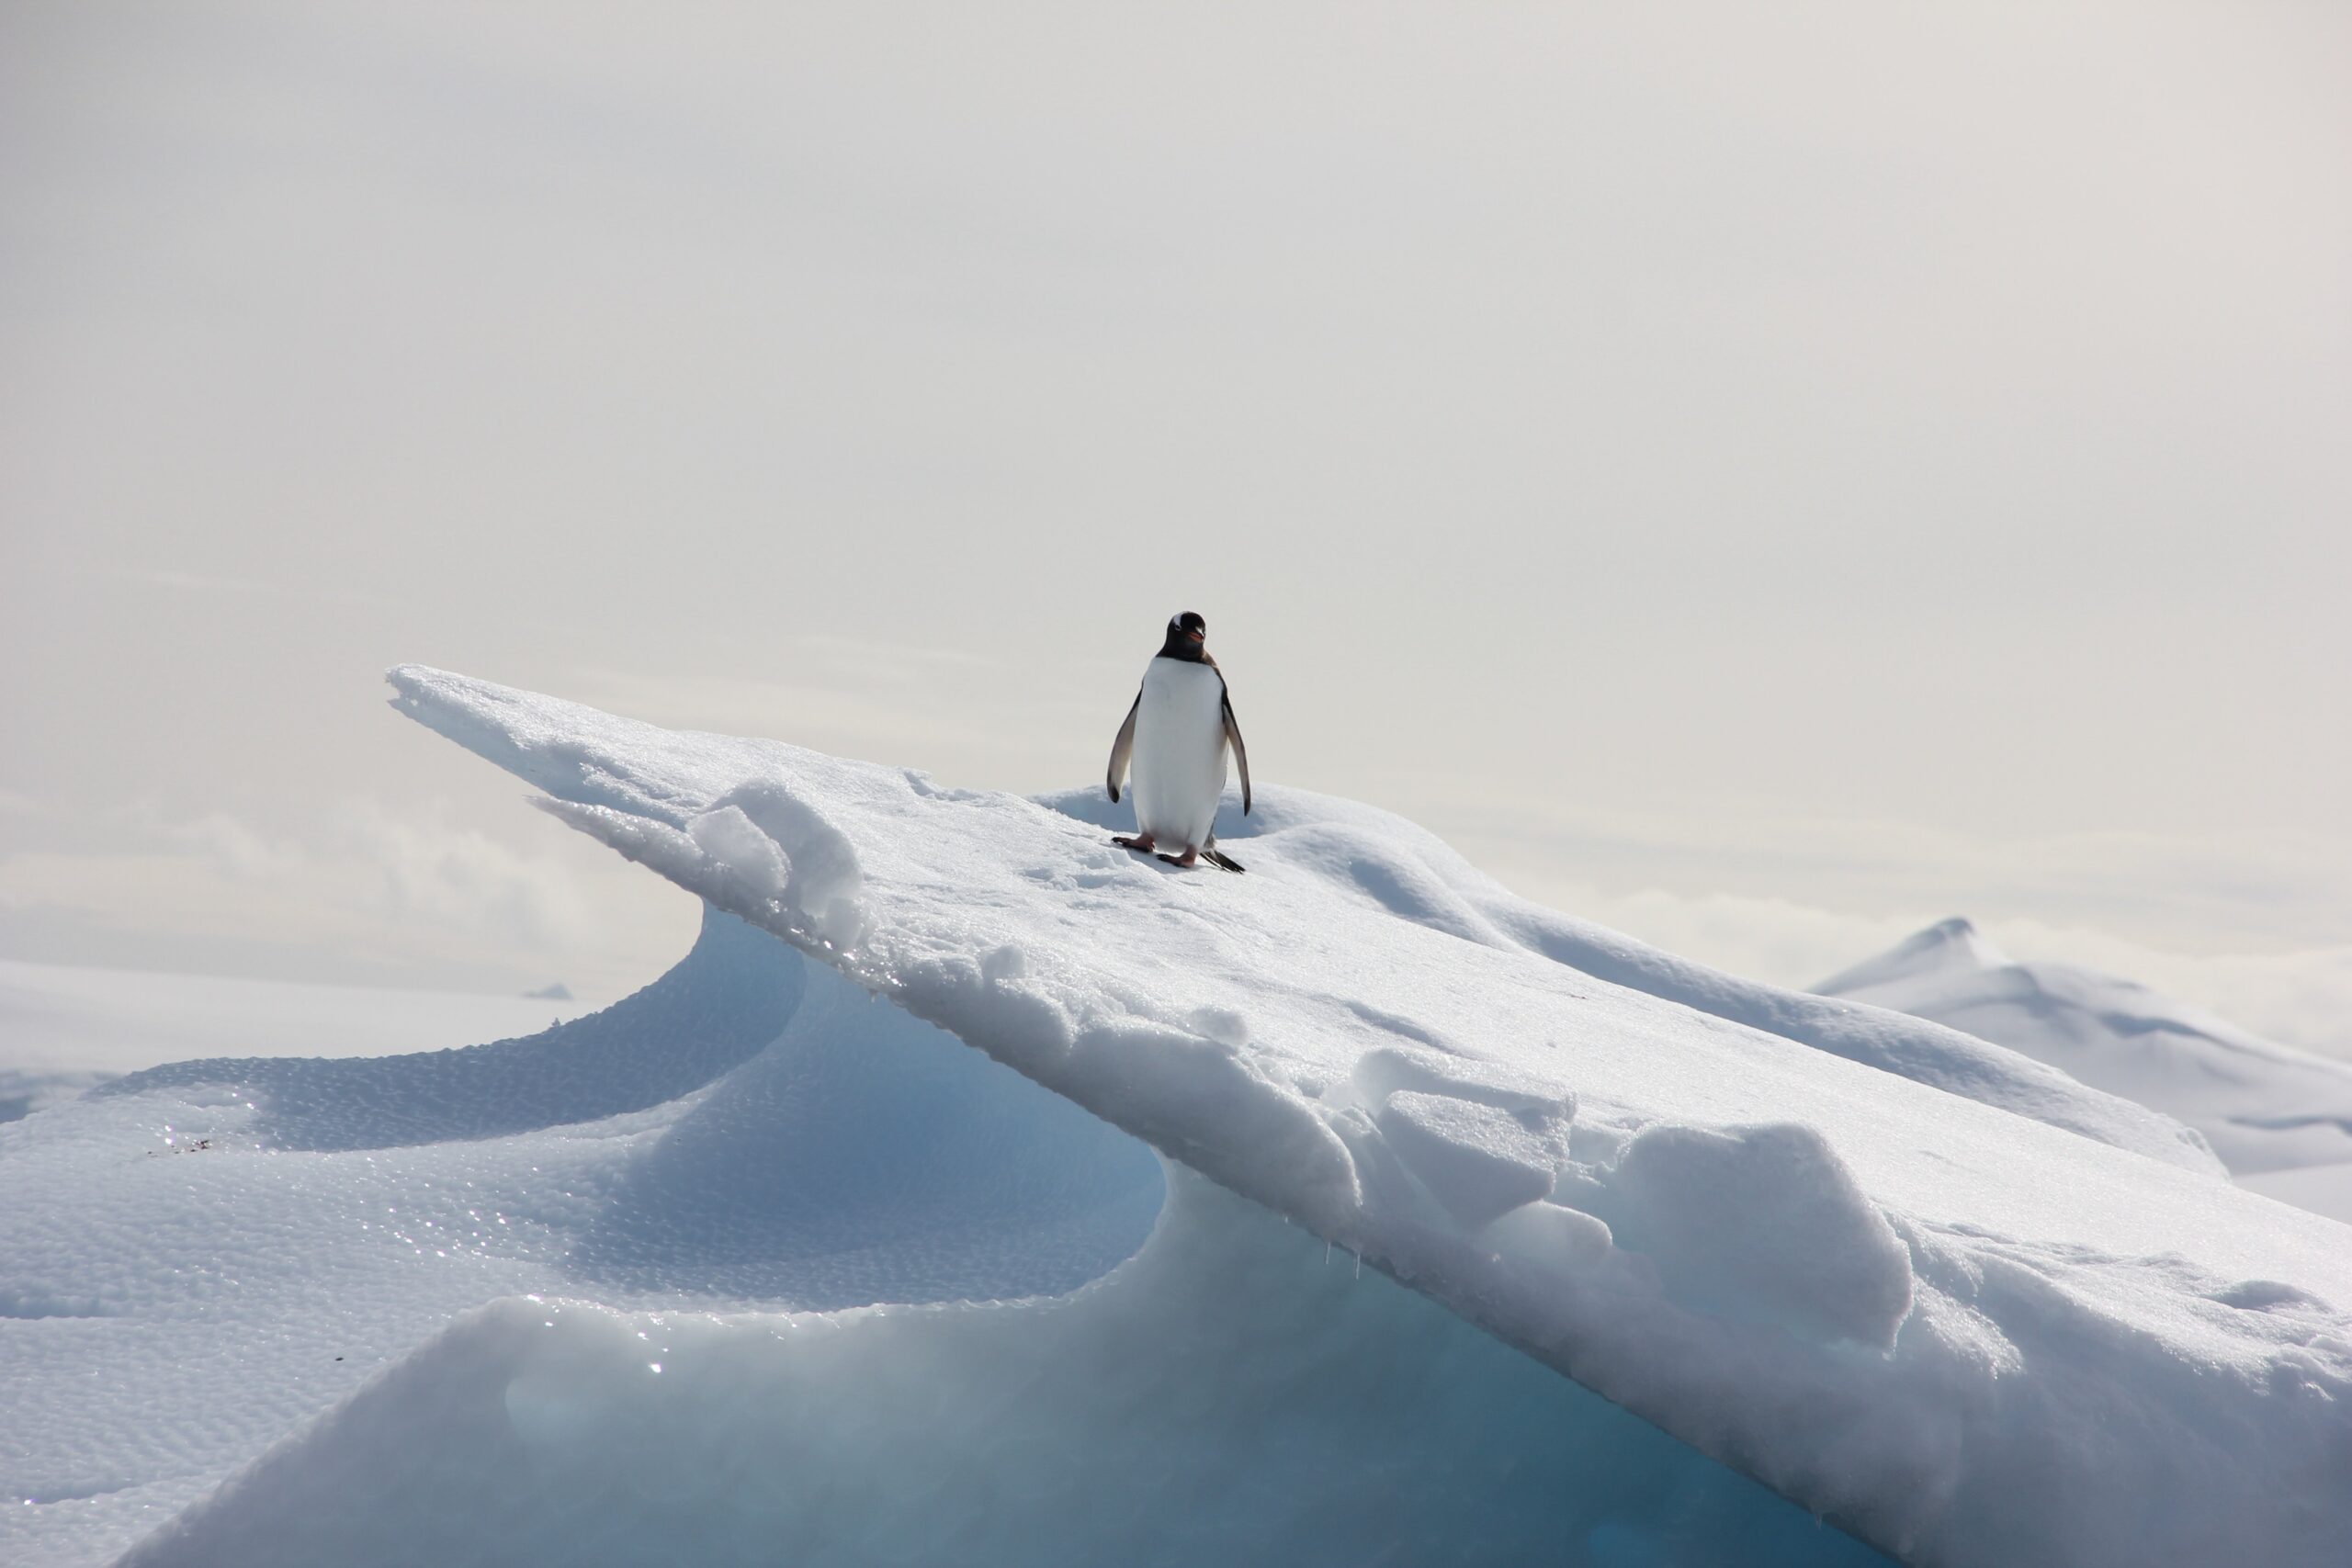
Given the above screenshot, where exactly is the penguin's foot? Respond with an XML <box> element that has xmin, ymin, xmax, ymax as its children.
<box><xmin>1112</xmin><ymin>833</ymin><xmax>1157</xmax><ymax>853</ymax></box>
<box><xmin>1155</xmin><ymin>849</ymin><xmax>1202</xmax><ymax>868</ymax></box>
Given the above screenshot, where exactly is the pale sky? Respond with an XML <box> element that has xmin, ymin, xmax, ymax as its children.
<box><xmin>5</xmin><ymin>1</ymin><xmax>2349</xmax><ymax>1053</ymax></box>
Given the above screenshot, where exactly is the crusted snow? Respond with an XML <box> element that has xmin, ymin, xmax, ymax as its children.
<box><xmin>333</xmin><ymin>663</ymin><xmax>2350</xmax><ymax>1567</ymax></box>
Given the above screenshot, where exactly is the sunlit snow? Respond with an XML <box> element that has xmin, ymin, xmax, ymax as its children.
<box><xmin>4</xmin><ymin>667</ymin><xmax>2348</xmax><ymax>1567</ymax></box>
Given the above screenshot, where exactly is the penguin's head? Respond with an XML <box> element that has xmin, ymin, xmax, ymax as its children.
<box><xmin>1158</xmin><ymin>612</ymin><xmax>1209</xmax><ymax>660</ymax></box>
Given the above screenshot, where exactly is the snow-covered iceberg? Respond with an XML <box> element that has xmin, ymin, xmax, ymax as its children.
<box><xmin>7</xmin><ymin>923</ymin><xmax>1868</xmax><ymax>1567</ymax></box>
<box><xmin>364</xmin><ymin>666</ymin><xmax>2346</xmax><ymax>1565</ymax></box>
<box><xmin>1820</xmin><ymin>917</ymin><xmax>2352</xmax><ymax>1223</ymax></box>
<box><xmin>6</xmin><ymin>666</ymin><xmax>2349</xmax><ymax>1567</ymax></box>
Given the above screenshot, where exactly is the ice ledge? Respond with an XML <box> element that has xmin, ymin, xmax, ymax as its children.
<box><xmin>389</xmin><ymin>665</ymin><xmax>2352</xmax><ymax>1567</ymax></box>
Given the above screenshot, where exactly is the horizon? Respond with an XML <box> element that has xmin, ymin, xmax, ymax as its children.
<box><xmin>4</xmin><ymin>0</ymin><xmax>2346</xmax><ymax>1055</ymax></box>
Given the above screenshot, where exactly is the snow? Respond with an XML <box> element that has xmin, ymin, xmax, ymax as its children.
<box><xmin>1598</xmin><ymin>1121</ymin><xmax>1915</xmax><ymax>1351</ymax></box>
<box><xmin>6</xmin><ymin>665</ymin><xmax>2348</xmax><ymax>1566</ymax></box>
<box><xmin>0</xmin><ymin>910</ymin><xmax>1170</xmax><ymax>1567</ymax></box>
<box><xmin>2239</xmin><ymin>1163</ymin><xmax>2352</xmax><ymax>1226</ymax></box>
<box><xmin>1376</xmin><ymin>1088</ymin><xmax>1560</xmax><ymax>1228</ymax></box>
<box><xmin>1817</xmin><ymin>918</ymin><xmax>2352</xmax><ymax>1208</ymax></box>
<box><xmin>351</xmin><ymin>665</ymin><xmax>2347</xmax><ymax>1567</ymax></box>
<box><xmin>4</xmin><ymin>919</ymin><xmax>1869</xmax><ymax>1568</ymax></box>
<box><xmin>116</xmin><ymin>1168</ymin><xmax>1886</xmax><ymax>1568</ymax></box>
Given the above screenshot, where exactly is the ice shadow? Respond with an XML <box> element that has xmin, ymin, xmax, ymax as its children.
<box><xmin>567</xmin><ymin>957</ymin><xmax>1167</xmax><ymax>1308</ymax></box>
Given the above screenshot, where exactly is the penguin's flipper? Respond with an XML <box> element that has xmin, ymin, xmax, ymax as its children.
<box><xmin>1105</xmin><ymin>689</ymin><xmax>1141</xmax><ymax>802</ymax></box>
<box><xmin>1201</xmin><ymin>847</ymin><xmax>1247</xmax><ymax>874</ymax></box>
<box><xmin>1220</xmin><ymin>690</ymin><xmax>1251</xmax><ymax>815</ymax></box>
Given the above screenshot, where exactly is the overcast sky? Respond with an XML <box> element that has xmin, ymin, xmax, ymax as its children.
<box><xmin>5</xmin><ymin>0</ymin><xmax>2349</xmax><ymax>1052</ymax></box>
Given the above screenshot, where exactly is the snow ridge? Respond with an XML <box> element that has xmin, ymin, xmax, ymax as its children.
<box><xmin>1039</xmin><ymin>790</ymin><xmax>2222</xmax><ymax>1174</ymax></box>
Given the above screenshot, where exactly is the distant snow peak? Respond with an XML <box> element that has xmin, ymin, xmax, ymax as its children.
<box><xmin>1819</xmin><ymin>920</ymin><xmax>2352</xmax><ymax>1205</ymax></box>
<box><xmin>1815</xmin><ymin>916</ymin><xmax>2010</xmax><ymax>995</ymax></box>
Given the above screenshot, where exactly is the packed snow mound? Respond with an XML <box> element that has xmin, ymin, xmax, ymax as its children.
<box><xmin>1819</xmin><ymin>919</ymin><xmax>2352</xmax><ymax>1182</ymax></box>
<box><xmin>356</xmin><ymin>665</ymin><xmax>2352</xmax><ymax>1567</ymax></box>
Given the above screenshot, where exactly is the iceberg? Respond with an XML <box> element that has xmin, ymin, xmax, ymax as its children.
<box><xmin>6</xmin><ymin>918</ymin><xmax>1868</xmax><ymax>1568</ymax></box>
<box><xmin>1819</xmin><ymin>917</ymin><xmax>2352</xmax><ymax>1222</ymax></box>
<box><xmin>376</xmin><ymin>666</ymin><xmax>2347</xmax><ymax>1564</ymax></box>
<box><xmin>4</xmin><ymin>666</ymin><xmax>2347</xmax><ymax>1567</ymax></box>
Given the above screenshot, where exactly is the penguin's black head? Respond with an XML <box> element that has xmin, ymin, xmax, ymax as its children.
<box><xmin>1160</xmin><ymin>611</ymin><xmax>1208</xmax><ymax>660</ymax></box>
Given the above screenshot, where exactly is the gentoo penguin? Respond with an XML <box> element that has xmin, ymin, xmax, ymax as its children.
<box><xmin>1105</xmin><ymin>611</ymin><xmax>1251</xmax><ymax>871</ymax></box>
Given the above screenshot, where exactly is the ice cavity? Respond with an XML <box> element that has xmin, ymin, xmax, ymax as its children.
<box><xmin>120</xmin><ymin>1170</ymin><xmax>1891</xmax><ymax>1568</ymax></box>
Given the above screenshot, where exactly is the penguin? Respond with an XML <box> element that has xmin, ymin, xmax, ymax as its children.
<box><xmin>1105</xmin><ymin>611</ymin><xmax>1251</xmax><ymax>871</ymax></box>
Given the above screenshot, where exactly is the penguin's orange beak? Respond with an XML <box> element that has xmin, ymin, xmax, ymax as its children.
<box><xmin>1187</xmin><ymin>627</ymin><xmax>1204</xmax><ymax>641</ymax></box>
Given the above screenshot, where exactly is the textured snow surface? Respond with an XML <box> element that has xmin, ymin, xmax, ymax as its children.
<box><xmin>1819</xmin><ymin>919</ymin><xmax>2352</xmax><ymax>1217</ymax></box>
<box><xmin>0</xmin><ymin>911</ymin><xmax>1176</xmax><ymax>1566</ymax></box>
<box><xmin>334</xmin><ymin>665</ymin><xmax>2351</xmax><ymax>1568</ymax></box>
<box><xmin>6</xmin><ymin>917</ymin><xmax>1870</xmax><ymax>1568</ymax></box>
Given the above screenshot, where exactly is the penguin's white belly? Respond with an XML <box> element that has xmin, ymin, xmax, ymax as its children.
<box><xmin>1130</xmin><ymin>660</ymin><xmax>1228</xmax><ymax>851</ymax></box>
